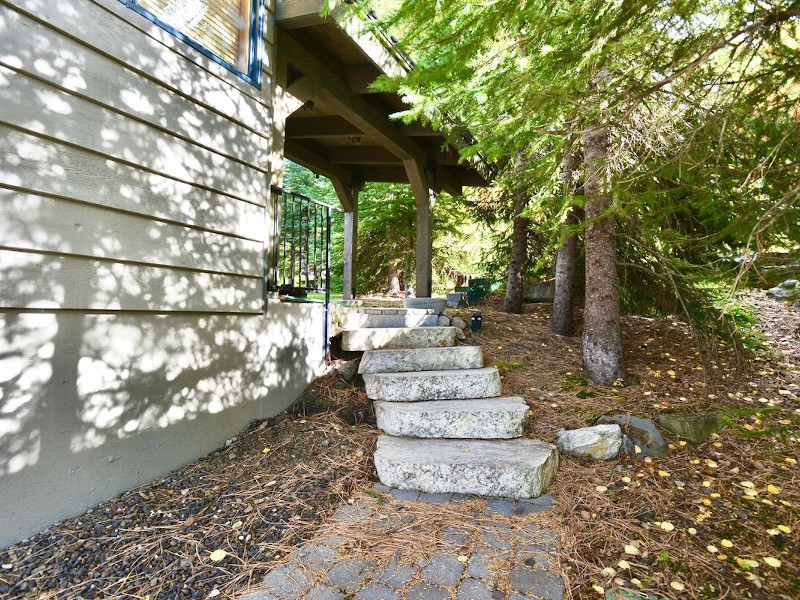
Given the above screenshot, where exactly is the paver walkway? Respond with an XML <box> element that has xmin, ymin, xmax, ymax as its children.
<box><xmin>240</xmin><ymin>485</ymin><xmax>564</xmax><ymax>600</ymax></box>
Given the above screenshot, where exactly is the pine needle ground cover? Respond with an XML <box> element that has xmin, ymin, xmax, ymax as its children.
<box><xmin>0</xmin><ymin>294</ymin><xmax>796</xmax><ymax>600</ymax></box>
<box><xmin>473</xmin><ymin>294</ymin><xmax>798</xmax><ymax>600</ymax></box>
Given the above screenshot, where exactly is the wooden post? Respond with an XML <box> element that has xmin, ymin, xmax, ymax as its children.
<box><xmin>404</xmin><ymin>160</ymin><xmax>434</xmax><ymax>298</ymax></box>
<box><xmin>343</xmin><ymin>201</ymin><xmax>358</xmax><ymax>300</ymax></box>
<box><xmin>333</xmin><ymin>179</ymin><xmax>359</xmax><ymax>300</ymax></box>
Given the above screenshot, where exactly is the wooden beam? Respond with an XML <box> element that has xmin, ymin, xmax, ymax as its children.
<box><xmin>278</xmin><ymin>31</ymin><xmax>463</xmax><ymax>195</ymax></box>
<box><xmin>327</xmin><ymin>146</ymin><xmax>401</xmax><ymax>165</ymax></box>
<box><xmin>335</xmin><ymin>180</ymin><xmax>361</xmax><ymax>299</ymax></box>
<box><xmin>275</xmin><ymin>0</ymin><xmax>327</xmax><ymax>30</ymax></box>
<box><xmin>284</xmin><ymin>140</ymin><xmax>352</xmax><ymax>189</ymax></box>
<box><xmin>399</xmin><ymin>122</ymin><xmax>443</xmax><ymax>137</ymax></box>
<box><xmin>344</xmin><ymin>64</ymin><xmax>383</xmax><ymax>94</ymax></box>
<box><xmin>286</xmin><ymin>116</ymin><xmax>363</xmax><ymax>139</ymax></box>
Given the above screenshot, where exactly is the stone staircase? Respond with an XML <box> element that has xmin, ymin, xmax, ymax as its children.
<box><xmin>340</xmin><ymin>299</ymin><xmax>559</xmax><ymax>499</ymax></box>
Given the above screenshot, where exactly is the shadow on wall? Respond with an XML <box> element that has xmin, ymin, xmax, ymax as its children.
<box><xmin>0</xmin><ymin>1</ymin><xmax>323</xmax><ymax>546</ymax></box>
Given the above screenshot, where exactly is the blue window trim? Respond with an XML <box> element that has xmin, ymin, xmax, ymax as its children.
<box><xmin>119</xmin><ymin>0</ymin><xmax>265</xmax><ymax>88</ymax></box>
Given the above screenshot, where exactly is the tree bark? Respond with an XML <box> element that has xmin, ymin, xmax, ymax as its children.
<box><xmin>503</xmin><ymin>192</ymin><xmax>530</xmax><ymax>314</ymax></box>
<box><xmin>551</xmin><ymin>150</ymin><xmax>581</xmax><ymax>336</ymax></box>
<box><xmin>582</xmin><ymin>124</ymin><xmax>625</xmax><ymax>385</ymax></box>
<box><xmin>387</xmin><ymin>262</ymin><xmax>401</xmax><ymax>296</ymax></box>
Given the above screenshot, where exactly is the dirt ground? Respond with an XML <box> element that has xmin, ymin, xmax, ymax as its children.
<box><xmin>1</xmin><ymin>291</ymin><xmax>797</xmax><ymax>600</ymax></box>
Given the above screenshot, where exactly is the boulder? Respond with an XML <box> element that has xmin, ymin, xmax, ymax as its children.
<box><xmin>657</xmin><ymin>413</ymin><xmax>724</xmax><ymax>444</ymax></box>
<box><xmin>556</xmin><ymin>424</ymin><xmax>622</xmax><ymax>460</ymax></box>
<box><xmin>451</xmin><ymin>316</ymin><xmax>467</xmax><ymax>330</ymax></box>
<box><xmin>606</xmin><ymin>589</ymin><xmax>666</xmax><ymax>600</ymax></box>
<box><xmin>447</xmin><ymin>292</ymin><xmax>468</xmax><ymax>308</ymax></box>
<box><xmin>523</xmin><ymin>279</ymin><xmax>555</xmax><ymax>303</ymax></box>
<box><xmin>438</xmin><ymin>315</ymin><xmax>451</xmax><ymax>327</ymax></box>
<box><xmin>767</xmin><ymin>279</ymin><xmax>800</xmax><ymax>302</ymax></box>
<box><xmin>336</xmin><ymin>359</ymin><xmax>360</xmax><ymax>383</ymax></box>
<box><xmin>596</xmin><ymin>414</ymin><xmax>666</xmax><ymax>458</ymax></box>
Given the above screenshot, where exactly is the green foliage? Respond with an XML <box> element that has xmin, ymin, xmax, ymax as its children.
<box><xmin>351</xmin><ymin>0</ymin><xmax>800</xmax><ymax>356</ymax></box>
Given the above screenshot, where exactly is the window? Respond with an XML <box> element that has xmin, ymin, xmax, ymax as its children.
<box><xmin>122</xmin><ymin>0</ymin><xmax>264</xmax><ymax>87</ymax></box>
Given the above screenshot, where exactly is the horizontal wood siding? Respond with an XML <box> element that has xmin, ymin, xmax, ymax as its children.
<box><xmin>0</xmin><ymin>0</ymin><xmax>275</xmax><ymax>314</ymax></box>
<box><xmin>1</xmin><ymin>249</ymin><xmax>263</xmax><ymax>312</ymax></box>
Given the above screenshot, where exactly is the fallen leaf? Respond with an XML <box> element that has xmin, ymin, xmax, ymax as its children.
<box><xmin>687</xmin><ymin>528</ymin><xmax>697</xmax><ymax>535</ymax></box>
<box><xmin>721</xmin><ymin>539</ymin><xmax>733</xmax><ymax>548</ymax></box>
<box><xmin>740</xmin><ymin>481</ymin><xmax>755</xmax><ymax>488</ymax></box>
<box><xmin>707</xmin><ymin>545</ymin><xmax>719</xmax><ymax>553</ymax></box>
<box><xmin>457</xmin><ymin>555</ymin><xmax>468</xmax><ymax>563</ymax></box>
<box><xmin>601</xmin><ymin>567</ymin><xmax>616</xmax><ymax>577</ymax></box>
<box><xmin>660</xmin><ymin>521</ymin><xmax>675</xmax><ymax>532</ymax></box>
<box><xmin>764</xmin><ymin>557</ymin><xmax>782</xmax><ymax>568</ymax></box>
<box><xmin>209</xmin><ymin>549</ymin><xmax>227</xmax><ymax>562</ymax></box>
<box><xmin>670</xmin><ymin>581</ymin><xmax>685</xmax><ymax>591</ymax></box>
<box><xmin>624</xmin><ymin>545</ymin><xmax>640</xmax><ymax>555</ymax></box>
<box><xmin>595</xmin><ymin>485</ymin><xmax>608</xmax><ymax>493</ymax></box>
<box><xmin>592</xmin><ymin>584</ymin><xmax>604</xmax><ymax>595</ymax></box>
<box><xmin>777</xmin><ymin>525</ymin><xmax>792</xmax><ymax>534</ymax></box>
<box><xmin>617</xmin><ymin>559</ymin><xmax>631</xmax><ymax>570</ymax></box>
<box><xmin>262</xmin><ymin>447</ymin><xmax>271</xmax><ymax>454</ymax></box>
<box><xmin>767</xmin><ymin>484</ymin><xmax>781</xmax><ymax>495</ymax></box>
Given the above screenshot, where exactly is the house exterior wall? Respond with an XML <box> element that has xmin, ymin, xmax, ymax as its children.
<box><xmin>0</xmin><ymin>0</ymin><xmax>323</xmax><ymax>547</ymax></box>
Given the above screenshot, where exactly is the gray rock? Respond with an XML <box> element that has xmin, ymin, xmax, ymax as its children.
<box><xmin>375</xmin><ymin>397</ymin><xmax>528</xmax><ymax>438</ymax></box>
<box><xmin>341</xmin><ymin>327</ymin><xmax>458</xmax><ymax>351</ymax></box>
<box><xmin>364</xmin><ymin>368</ymin><xmax>502</xmax><ymax>402</ymax></box>
<box><xmin>438</xmin><ymin>315</ymin><xmax>452</xmax><ymax>327</ymax></box>
<box><xmin>336</xmin><ymin>359</ymin><xmax>360</xmax><ymax>384</ymax></box>
<box><xmin>404</xmin><ymin>297</ymin><xmax>447</xmax><ymax>313</ymax></box>
<box><xmin>419</xmin><ymin>551</ymin><xmax>465</xmax><ymax>586</ymax></box>
<box><xmin>596</xmin><ymin>414</ymin><xmax>667</xmax><ymax>457</ymax></box>
<box><xmin>657</xmin><ymin>413</ymin><xmax>725</xmax><ymax>444</ymax></box>
<box><xmin>359</xmin><ymin>346</ymin><xmax>484</xmax><ymax>374</ymax></box>
<box><xmin>457</xmin><ymin>578</ymin><xmax>495</xmax><ymax>600</ymax></box>
<box><xmin>374</xmin><ymin>436</ymin><xmax>559</xmax><ymax>498</ymax></box>
<box><xmin>509</xmin><ymin>565</ymin><xmax>563</xmax><ymax>600</ymax></box>
<box><xmin>447</xmin><ymin>292</ymin><xmax>468</xmax><ymax>308</ymax></box>
<box><xmin>451</xmin><ymin>316</ymin><xmax>468</xmax><ymax>329</ymax></box>
<box><xmin>457</xmin><ymin>328</ymin><xmax>467</xmax><ymax>340</ymax></box>
<box><xmin>324</xmin><ymin>558</ymin><xmax>377</xmax><ymax>593</ymax></box>
<box><xmin>406</xmin><ymin>583</ymin><xmax>450</xmax><ymax>600</ymax></box>
<box><xmin>767</xmin><ymin>279</ymin><xmax>800</xmax><ymax>302</ymax></box>
<box><xmin>523</xmin><ymin>279</ymin><xmax>555</xmax><ymax>303</ymax></box>
<box><xmin>556</xmin><ymin>424</ymin><xmax>622</xmax><ymax>460</ymax></box>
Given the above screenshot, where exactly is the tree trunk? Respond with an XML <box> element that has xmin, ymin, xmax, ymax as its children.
<box><xmin>551</xmin><ymin>150</ymin><xmax>581</xmax><ymax>336</ymax></box>
<box><xmin>582</xmin><ymin>124</ymin><xmax>625</xmax><ymax>385</ymax></box>
<box><xmin>503</xmin><ymin>193</ymin><xmax>530</xmax><ymax>314</ymax></box>
<box><xmin>387</xmin><ymin>262</ymin><xmax>401</xmax><ymax>296</ymax></box>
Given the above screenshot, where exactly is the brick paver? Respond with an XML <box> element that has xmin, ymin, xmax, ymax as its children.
<box><xmin>239</xmin><ymin>488</ymin><xmax>563</xmax><ymax>600</ymax></box>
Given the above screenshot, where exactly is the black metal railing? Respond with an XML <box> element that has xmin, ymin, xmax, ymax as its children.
<box><xmin>269</xmin><ymin>186</ymin><xmax>339</xmax><ymax>356</ymax></box>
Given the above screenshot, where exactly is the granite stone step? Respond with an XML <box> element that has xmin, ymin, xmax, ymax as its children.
<box><xmin>363</xmin><ymin>368</ymin><xmax>501</xmax><ymax>402</ymax></box>
<box><xmin>403</xmin><ymin>297</ymin><xmax>447</xmax><ymax>313</ymax></box>
<box><xmin>340</xmin><ymin>312</ymin><xmax>439</xmax><ymax>329</ymax></box>
<box><xmin>340</xmin><ymin>327</ymin><xmax>458</xmax><ymax>351</ymax></box>
<box><xmin>375</xmin><ymin>397</ymin><xmax>530</xmax><ymax>439</ymax></box>
<box><xmin>359</xmin><ymin>346</ymin><xmax>484</xmax><ymax>374</ymax></box>
<box><xmin>374</xmin><ymin>436</ymin><xmax>559</xmax><ymax>499</ymax></box>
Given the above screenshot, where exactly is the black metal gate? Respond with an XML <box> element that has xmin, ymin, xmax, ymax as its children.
<box><xmin>269</xmin><ymin>186</ymin><xmax>338</xmax><ymax>356</ymax></box>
